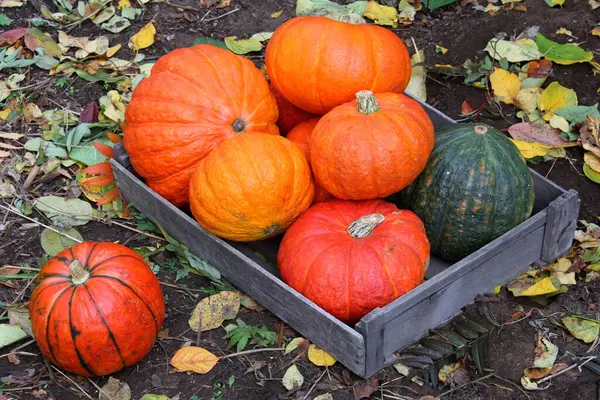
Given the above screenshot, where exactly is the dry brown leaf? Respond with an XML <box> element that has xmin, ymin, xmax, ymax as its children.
<box><xmin>188</xmin><ymin>291</ymin><xmax>240</xmax><ymax>332</ymax></box>
<box><xmin>580</xmin><ymin>115</ymin><xmax>600</xmax><ymax>157</ymax></box>
<box><xmin>170</xmin><ymin>346</ymin><xmax>219</xmax><ymax>374</ymax></box>
<box><xmin>508</xmin><ymin>122</ymin><xmax>577</xmax><ymax>147</ymax></box>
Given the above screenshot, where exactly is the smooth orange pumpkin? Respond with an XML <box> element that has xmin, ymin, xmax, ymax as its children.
<box><xmin>189</xmin><ymin>133</ymin><xmax>314</xmax><ymax>242</ymax></box>
<box><xmin>310</xmin><ymin>91</ymin><xmax>435</xmax><ymax>200</ymax></box>
<box><xmin>266</xmin><ymin>16</ymin><xmax>411</xmax><ymax>115</ymax></box>
<box><xmin>278</xmin><ymin>199</ymin><xmax>430</xmax><ymax>324</ymax></box>
<box><xmin>124</xmin><ymin>44</ymin><xmax>279</xmax><ymax>206</ymax></box>
<box><xmin>29</xmin><ymin>242</ymin><xmax>165</xmax><ymax>376</ymax></box>
<box><xmin>286</xmin><ymin>118</ymin><xmax>335</xmax><ymax>204</ymax></box>
<box><xmin>270</xmin><ymin>83</ymin><xmax>317</xmax><ymax>134</ymax></box>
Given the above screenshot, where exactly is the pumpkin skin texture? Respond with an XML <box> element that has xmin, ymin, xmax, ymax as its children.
<box><xmin>400</xmin><ymin>123</ymin><xmax>535</xmax><ymax>262</ymax></box>
<box><xmin>270</xmin><ymin>83</ymin><xmax>317</xmax><ymax>134</ymax></box>
<box><xmin>310</xmin><ymin>91</ymin><xmax>435</xmax><ymax>200</ymax></box>
<box><xmin>29</xmin><ymin>242</ymin><xmax>165</xmax><ymax>377</ymax></box>
<box><xmin>189</xmin><ymin>133</ymin><xmax>315</xmax><ymax>242</ymax></box>
<box><xmin>266</xmin><ymin>16</ymin><xmax>411</xmax><ymax>115</ymax></box>
<box><xmin>278</xmin><ymin>199</ymin><xmax>429</xmax><ymax>324</ymax></box>
<box><xmin>286</xmin><ymin>118</ymin><xmax>335</xmax><ymax>204</ymax></box>
<box><xmin>124</xmin><ymin>44</ymin><xmax>279</xmax><ymax>206</ymax></box>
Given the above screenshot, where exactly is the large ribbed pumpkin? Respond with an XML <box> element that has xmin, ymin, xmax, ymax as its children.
<box><xmin>270</xmin><ymin>83</ymin><xmax>317</xmax><ymax>134</ymax></box>
<box><xmin>189</xmin><ymin>133</ymin><xmax>314</xmax><ymax>242</ymax></box>
<box><xmin>266</xmin><ymin>16</ymin><xmax>411</xmax><ymax>115</ymax></box>
<box><xmin>124</xmin><ymin>44</ymin><xmax>279</xmax><ymax>206</ymax></box>
<box><xmin>310</xmin><ymin>91</ymin><xmax>435</xmax><ymax>200</ymax></box>
<box><xmin>400</xmin><ymin>123</ymin><xmax>535</xmax><ymax>261</ymax></box>
<box><xmin>286</xmin><ymin>118</ymin><xmax>334</xmax><ymax>204</ymax></box>
<box><xmin>278</xmin><ymin>199</ymin><xmax>429</xmax><ymax>324</ymax></box>
<box><xmin>29</xmin><ymin>242</ymin><xmax>165</xmax><ymax>376</ymax></box>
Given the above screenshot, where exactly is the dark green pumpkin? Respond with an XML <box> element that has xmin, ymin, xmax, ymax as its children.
<box><xmin>399</xmin><ymin>123</ymin><xmax>535</xmax><ymax>261</ymax></box>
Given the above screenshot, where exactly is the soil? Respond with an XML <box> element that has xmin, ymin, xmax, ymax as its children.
<box><xmin>1</xmin><ymin>0</ymin><xmax>600</xmax><ymax>399</ymax></box>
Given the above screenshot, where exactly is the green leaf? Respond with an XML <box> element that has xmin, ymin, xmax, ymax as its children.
<box><xmin>224</xmin><ymin>32</ymin><xmax>273</xmax><ymax>55</ymax></box>
<box><xmin>584</xmin><ymin>163</ymin><xmax>600</xmax><ymax>184</ymax></box>
<box><xmin>40</xmin><ymin>227</ymin><xmax>83</xmax><ymax>256</ymax></box>
<box><xmin>25</xmin><ymin>27</ymin><xmax>62</xmax><ymax>57</ymax></box>
<box><xmin>555</xmin><ymin>104</ymin><xmax>600</xmax><ymax>125</ymax></box>
<box><xmin>75</xmin><ymin>69</ymin><xmax>124</xmax><ymax>84</ymax></box>
<box><xmin>101</xmin><ymin>15</ymin><xmax>131</xmax><ymax>33</ymax></box>
<box><xmin>121</xmin><ymin>7</ymin><xmax>142</xmax><ymax>20</ymax></box>
<box><xmin>0</xmin><ymin>324</ymin><xmax>27</xmax><ymax>349</ymax></box>
<box><xmin>0</xmin><ymin>13</ymin><xmax>13</xmax><ymax>26</ymax></box>
<box><xmin>536</xmin><ymin>33</ymin><xmax>593</xmax><ymax>65</ymax></box>
<box><xmin>296</xmin><ymin>0</ymin><xmax>366</xmax><ymax>22</ymax></box>
<box><xmin>140</xmin><ymin>396</ymin><xmax>171</xmax><ymax>400</ymax></box>
<box><xmin>66</xmin><ymin>123</ymin><xmax>91</xmax><ymax>152</ymax></box>
<box><xmin>34</xmin><ymin>196</ymin><xmax>93</xmax><ymax>227</ymax></box>
<box><xmin>562</xmin><ymin>316</ymin><xmax>600</xmax><ymax>343</ymax></box>
<box><xmin>544</xmin><ymin>0</ymin><xmax>565</xmax><ymax>7</ymax></box>
<box><xmin>423</xmin><ymin>0</ymin><xmax>456</xmax><ymax>10</ymax></box>
<box><xmin>192</xmin><ymin>36</ymin><xmax>227</xmax><ymax>49</ymax></box>
<box><xmin>69</xmin><ymin>138</ymin><xmax>113</xmax><ymax>166</ymax></box>
<box><xmin>484</xmin><ymin>38</ymin><xmax>542</xmax><ymax>63</ymax></box>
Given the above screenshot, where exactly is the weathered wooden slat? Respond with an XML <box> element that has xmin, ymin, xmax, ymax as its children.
<box><xmin>356</xmin><ymin>308</ymin><xmax>386</xmax><ymax>377</ymax></box>
<box><xmin>540</xmin><ymin>189</ymin><xmax>580</xmax><ymax>263</ymax></box>
<box><xmin>110</xmin><ymin>159</ymin><xmax>366</xmax><ymax>375</ymax></box>
<box><xmin>531</xmin><ymin>170</ymin><xmax>567</xmax><ymax>214</ymax></box>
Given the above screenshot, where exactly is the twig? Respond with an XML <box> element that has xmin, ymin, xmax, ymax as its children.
<box><xmin>537</xmin><ymin>357</ymin><xmax>595</xmax><ymax>385</ymax></box>
<box><xmin>204</xmin><ymin>7</ymin><xmax>240</xmax><ymax>22</ymax></box>
<box><xmin>22</xmin><ymin>165</ymin><xmax>40</xmax><ymax>191</ymax></box>
<box><xmin>439</xmin><ymin>374</ymin><xmax>494</xmax><ymax>397</ymax></box>
<box><xmin>303</xmin><ymin>368</ymin><xmax>327</xmax><ymax>400</ymax></box>
<box><xmin>87</xmin><ymin>377</ymin><xmax>111</xmax><ymax>399</ymax></box>
<box><xmin>491</xmin><ymin>374</ymin><xmax>530</xmax><ymax>399</ymax></box>
<box><xmin>220</xmin><ymin>347</ymin><xmax>285</xmax><ymax>360</ymax></box>
<box><xmin>0</xmin><ymin>275</ymin><xmax>37</xmax><ymax>320</ymax></box>
<box><xmin>51</xmin><ymin>366</ymin><xmax>93</xmax><ymax>399</ymax></box>
<box><xmin>0</xmin><ymin>204</ymin><xmax>83</xmax><ymax>243</ymax></box>
<box><xmin>0</xmin><ymin>351</ymin><xmax>37</xmax><ymax>359</ymax></box>
<box><xmin>159</xmin><ymin>281</ymin><xmax>199</xmax><ymax>298</ymax></box>
<box><xmin>98</xmin><ymin>219</ymin><xmax>166</xmax><ymax>241</ymax></box>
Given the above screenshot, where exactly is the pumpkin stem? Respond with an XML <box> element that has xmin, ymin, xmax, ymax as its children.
<box><xmin>474</xmin><ymin>125</ymin><xmax>488</xmax><ymax>134</ymax></box>
<box><xmin>232</xmin><ymin>118</ymin><xmax>246</xmax><ymax>133</ymax></box>
<box><xmin>68</xmin><ymin>260</ymin><xmax>89</xmax><ymax>285</ymax></box>
<box><xmin>355</xmin><ymin>90</ymin><xmax>380</xmax><ymax>115</ymax></box>
<box><xmin>347</xmin><ymin>213</ymin><xmax>385</xmax><ymax>238</ymax></box>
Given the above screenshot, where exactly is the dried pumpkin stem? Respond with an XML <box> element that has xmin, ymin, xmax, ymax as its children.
<box><xmin>232</xmin><ymin>118</ymin><xmax>246</xmax><ymax>133</ymax></box>
<box><xmin>474</xmin><ymin>125</ymin><xmax>488</xmax><ymax>134</ymax></box>
<box><xmin>68</xmin><ymin>260</ymin><xmax>89</xmax><ymax>285</ymax></box>
<box><xmin>355</xmin><ymin>90</ymin><xmax>380</xmax><ymax>115</ymax></box>
<box><xmin>347</xmin><ymin>213</ymin><xmax>385</xmax><ymax>238</ymax></box>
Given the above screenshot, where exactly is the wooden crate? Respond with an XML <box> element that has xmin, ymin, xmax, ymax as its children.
<box><xmin>111</xmin><ymin>100</ymin><xmax>580</xmax><ymax>378</ymax></box>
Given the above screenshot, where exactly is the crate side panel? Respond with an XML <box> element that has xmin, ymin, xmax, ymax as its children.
<box><xmin>541</xmin><ymin>189</ymin><xmax>580</xmax><ymax>263</ymax></box>
<box><xmin>382</xmin><ymin>225</ymin><xmax>545</xmax><ymax>356</ymax></box>
<box><xmin>111</xmin><ymin>160</ymin><xmax>366</xmax><ymax>374</ymax></box>
<box><xmin>531</xmin><ymin>170</ymin><xmax>566</xmax><ymax>213</ymax></box>
<box><xmin>355</xmin><ymin>308</ymin><xmax>386</xmax><ymax>378</ymax></box>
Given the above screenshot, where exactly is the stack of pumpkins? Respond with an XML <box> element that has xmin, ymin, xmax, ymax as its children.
<box><xmin>123</xmin><ymin>16</ymin><xmax>535</xmax><ymax>324</ymax></box>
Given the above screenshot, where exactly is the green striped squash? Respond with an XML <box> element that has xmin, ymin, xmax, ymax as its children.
<box><xmin>400</xmin><ymin>123</ymin><xmax>535</xmax><ymax>261</ymax></box>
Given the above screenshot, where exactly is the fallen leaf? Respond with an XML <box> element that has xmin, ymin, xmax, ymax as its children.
<box><xmin>40</xmin><ymin>227</ymin><xmax>83</xmax><ymax>257</ymax></box>
<box><xmin>405</xmin><ymin>45</ymin><xmax>426</xmax><ymax>102</ymax></box>
<box><xmin>0</xmin><ymin>27</ymin><xmax>26</xmax><ymax>45</ymax></box>
<box><xmin>314</xmin><ymin>394</ymin><xmax>334</xmax><ymax>400</ymax></box>
<box><xmin>99</xmin><ymin>377</ymin><xmax>131</xmax><ymax>400</ymax></box>
<box><xmin>580</xmin><ymin>116</ymin><xmax>600</xmax><ymax>157</ymax></box>
<box><xmin>398</xmin><ymin>0</ymin><xmax>415</xmax><ymax>24</ymax></box>
<box><xmin>521</xmin><ymin>376</ymin><xmax>545</xmax><ymax>390</ymax></box>
<box><xmin>353</xmin><ymin>377</ymin><xmax>379</xmax><ymax>400</ymax></box>
<box><xmin>129</xmin><ymin>22</ymin><xmax>155</xmax><ymax>51</ymax></box>
<box><xmin>188</xmin><ymin>291</ymin><xmax>240</xmax><ymax>332</ymax></box>
<box><xmin>515</xmin><ymin>87</ymin><xmax>541</xmax><ymax>114</ymax></box>
<box><xmin>24</xmin><ymin>28</ymin><xmax>62</xmax><ymax>57</ymax></box>
<box><xmin>545</xmin><ymin>0</ymin><xmax>564</xmax><ymax>7</ymax></box>
<box><xmin>485</xmin><ymin>38</ymin><xmax>542</xmax><ymax>63</ymax></box>
<box><xmin>308</xmin><ymin>344</ymin><xmax>336</xmax><ymax>366</ymax></box>
<box><xmin>533</xmin><ymin>334</ymin><xmax>558</xmax><ymax>369</ymax></box>
<box><xmin>0</xmin><ymin>13</ymin><xmax>13</xmax><ymax>26</ymax></box>
<box><xmin>562</xmin><ymin>316</ymin><xmax>600</xmax><ymax>343</ymax></box>
<box><xmin>170</xmin><ymin>346</ymin><xmax>219</xmax><ymax>374</ymax></box>
<box><xmin>79</xmin><ymin>102</ymin><xmax>99</xmax><ymax>123</ymax></box>
<box><xmin>526</xmin><ymin>59</ymin><xmax>553</xmax><ymax>78</ymax></box>
<box><xmin>0</xmin><ymin>0</ymin><xmax>23</xmax><ymax>6</ymax></box>
<box><xmin>555</xmin><ymin>104</ymin><xmax>600</xmax><ymax>127</ymax></box>
<box><xmin>438</xmin><ymin>362</ymin><xmax>462</xmax><ymax>383</ymax></box>
<box><xmin>549</xmin><ymin>114</ymin><xmax>570</xmax><ymax>133</ymax></box>
<box><xmin>536</xmin><ymin>33</ymin><xmax>593</xmax><ymax>65</ymax></box>
<box><xmin>34</xmin><ymin>196</ymin><xmax>93</xmax><ymax>227</ymax></box>
<box><xmin>0</xmin><ymin>324</ymin><xmax>27</xmax><ymax>349</ymax></box>
<box><xmin>101</xmin><ymin>15</ymin><xmax>131</xmax><ymax>33</ymax></box>
<box><xmin>271</xmin><ymin>9</ymin><xmax>283</xmax><ymax>17</ymax></box>
<box><xmin>23</xmin><ymin>103</ymin><xmax>42</xmax><ymax>121</ymax></box>
<box><xmin>58</xmin><ymin>31</ymin><xmax>109</xmax><ymax>58</ymax></box>
<box><xmin>507</xmin><ymin>275</ymin><xmax>561</xmax><ymax>296</ymax></box>
<box><xmin>7</xmin><ymin>306</ymin><xmax>32</xmax><ymax>336</ymax></box>
<box><xmin>0</xmin><ymin>179</ymin><xmax>16</xmax><ymax>196</ymax></box>
<box><xmin>461</xmin><ymin>100</ymin><xmax>475</xmax><ymax>115</ymax></box>
<box><xmin>282</xmin><ymin>364</ymin><xmax>304</xmax><ymax>391</ymax></box>
<box><xmin>435</xmin><ymin>45</ymin><xmax>448</xmax><ymax>54</ymax></box>
<box><xmin>585</xmin><ymin>152</ymin><xmax>600</xmax><ymax>173</ymax></box>
<box><xmin>284</xmin><ymin>337</ymin><xmax>308</xmax><ymax>355</ymax></box>
<box><xmin>490</xmin><ymin>68</ymin><xmax>520</xmax><ymax>104</ymax></box>
<box><xmin>538</xmin><ymin>81</ymin><xmax>577</xmax><ymax>121</ymax></box>
<box><xmin>0</xmin><ymin>265</ymin><xmax>20</xmax><ymax>275</ymax></box>
<box><xmin>591</xmin><ymin>0</ymin><xmax>600</xmax><ymax>9</ymax></box>
<box><xmin>0</xmin><ymin>109</ymin><xmax>11</xmax><ymax>120</ymax></box>
<box><xmin>118</xmin><ymin>0</ymin><xmax>131</xmax><ymax>7</ymax></box>
<box><xmin>240</xmin><ymin>294</ymin><xmax>263</xmax><ymax>311</ymax></box>
<box><xmin>524</xmin><ymin>366</ymin><xmax>552</xmax><ymax>379</ymax></box>
<box><xmin>556</xmin><ymin>27</ymin><xmax>572</xmax><ymax>36</ymax></box>
<box><xmin>593</xmin><ymin>27</ymin><xmax>600</xmax><ymax>37</ymax></box>
<box><xmin>225</xmin><ymin>32</ymin><xmax>273</xmax><ymax>55</ymax></box>
<box><xmin>8</xmin><ymin>353</ymin><xmax>20</xmax><ymax>365</ymax></box>
<box><xmin>584</xmin><ymin>163</ymin><xmax>600</xmax><ymax>183</ymax></box>
<box><xmin>296</xmin><ymin>0</ymin><xmax>367</xmax><ymax>22</ymax></box>
<box><xmin>216</xmin><ymin>0</ymin><xmax>230</xmax><ymax>7</ymax></box>
<box><xmin>364</xmin><ymin>1</ymin><xmax>398</xmax><ymax>27</ymax></box>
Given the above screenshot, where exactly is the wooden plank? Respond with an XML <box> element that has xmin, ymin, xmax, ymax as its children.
<box><xmin>531</xmin><ymin>170</ymin><xmax>566</xmax><ymax>214</ymax></box>
<box><xmin>409</xmin><ymin>94</ymin><xmax>456</xmax><ymax>129</ymax></box>
<box><xmin>425</xmin><ymin>256</ymin><xmax>451</xmax><ymax>279</ymax></box>
<box><xmin>111</xmin><ymin>159</ymin><xmax>367</xmax><ymax>375</ymax></box>
<box><xmin>356</xmin><ymin>308</ymin><xmax>386</xmax><ymax>378</ymax></box>
<box><xmin>380</xmin><ymin>225</ymin><xmax>545</xmax><ymax>359</ymax></box>
<box><xmin>540</xmin><ymin>189</ymin><xmax>580</xmax><ymax>263</ymax></box>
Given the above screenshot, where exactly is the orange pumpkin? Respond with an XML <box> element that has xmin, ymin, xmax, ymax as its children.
<box><xmin>310</xmin><ymin>91</ymin><xmax>435</xmax><ymax>200</ymax></box>
<box><xmin>270</xmin><ymin>83</ymin><xmax>317</xmax><ymax>134</ymax></box>
<box><xmin>189</xmin><ymin>133</ymin><xmax>314</xmax><ymax>242</ymax></box>
<box><xmin>29</xmin><ymin>242</ymin><xmax>165</xmax><ymax>376</ymax></box>
<box><xmin>124</xmin><ymin>44</ymin><xmax>279</xmax><ymax>206</ymax></box>
<box><xmin>286</xmin><ymin>118</ymin><xmax>335</xmax><ymax>204</ymax></box>
<box><xmin>278</xmin><ymin>199</ymin><xmax>430</xmax><ymax>324</ymax></box>
<box><xmin>266</xmin><ymin>16</ymin><xmax>411</xmax><ymax>115</ymax></box>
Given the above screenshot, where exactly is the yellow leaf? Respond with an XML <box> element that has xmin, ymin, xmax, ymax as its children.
<box><xmin>509</xmin><ymin>139</ymin><xmax>553</xmax><ymax>158</ymax></box>
<box><xmin>405</xmin><ymin>45</ymin><xmax>426</xmax><ymax>102</ymax></box>
<box><xmin>284</xmin><ymin>337</ymin><xmax>308</xmax><ymax>355</ymax></box>
<box><xmin>364</xmin><ymin>1</ymin><xmax>398</xmax><ymax>27</ymax></box>
<box><xmin>188</xmin><ymin>291</ymin><xmax>240</xmax><ymax>332</ymax></box>
<box><xmin>0</xmin><ymin>109</ymin><xmax>11</xmax><ymax>120</ymax></box>
<box><xmin>307</xmin><ymin>344</ymin><xmax>336</xmax><ymax>367</ymax></box>
<box><xmin>435</xmin><ymin>45</ymin><xmax>448</xmax><ymax>55</ymax></box>
<box><xmin>549</xmin><ymin>114</ymin><xmax>569</xmax><ymax>133</ymax></box>
<box><xmin>473</xmin><ymin>81</ymin><xmax>487</xmax><ymax>89</ymax></box>
<box><xmin>521</xmin><ymin>277</ymin><xmax>560</xmax><ymax>296</ymax></box>
<box><xmin>555</xmin><ymin>27</ymin><xmax>572</xmax><ymax>36</ymax></box>
<box><xmin>129</xmin><ymin>22</ymin><xmax>156</xmax><ymax>51</ymax></box>
<box><xmin>593</xmin><ymin>27</ymin><xmax>600</xmax><ymax>37</ymax></box>
<box><xmin>271</xmin><ymin>9</ymin><xmax>283</xmax><ymax>18</ymax></box>
<box><xmin>585</xmin><ymin>152</ymin><xmax>600</xmax><ymax>173</ymax></box>
<box><xmin>538</xmin><ymin>81</ymin><xmax>578</xmax><ymax>121</ymax></box>
<box><xmin>170</xmin><ymin>347</ymin><xmax>219</xmax><ymax>374</ymax></box>
<box><xmin>489</xmin><ymin>68</ymin><xmax>520</xmax><ymax>104</ymax></box>
<box><xmin>106</xmin><ymin>44</ymin><xmax>122</xmax><ymax>57</ymax></box>
<box><xmin>550</xmin><ymin>258</ymin><xmax>576</xmax><ymax>285</ymax></box>
<box><xmin>494</xmin><ymin>284</ymin><xmax>501</xmax><ymax>295</ymax></box>
<box><xmin>515</xmin><ymin>87</ymin><xmax>540</xmax><ymax>114</ymax></box>
<box><xmin>118</xmin><ymin>0</ymin><xmax>131</xmax><ymax>8</ymax></box>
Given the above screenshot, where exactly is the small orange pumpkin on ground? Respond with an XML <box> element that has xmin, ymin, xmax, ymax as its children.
<box><xmin>189</xmin><ymin>133</ymin><xmax>314</xmax><ymax>242</ymax></box>
<box><xmin>270</xmin><ymin>83</ymin><xmax>317</xmax><ymax>134</ymax></box>
<box><xmin>124</xmin><ymin>44</ymin><xmax>279</xmax><ymax>206</ymax></box>
<box><xmin>286</xmin><ymin>118</ymin><xmax>335</xmax><ymax>204</ymax></box>
<box><xmin>310</xmin><ymin>90</ymin><xmax>435</xmax><ymax>200</ymax></box>
<box><xmin>29</xmin><ymin>242</ymin><xmax>165</xmax><ymax>376</ymax></box>
<box><xmin>266</xmin><ymin>16</ymin><xmax>411</xmax><ymax>114</ymax></box>
<box><xmin>278</xmin><ymin>199</ymin><xmax>430</xmax><ymax>324</ymax></box>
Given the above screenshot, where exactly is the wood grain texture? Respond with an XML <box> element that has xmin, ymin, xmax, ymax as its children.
<box><xmin>110</xmin><ymin>159</ymin><xmax>366</xmax><ymax>375</ymax></box>
<box><xmin>540</xmin><ymin>189</ymin><xmax>580</xmax><ymax>263</ymax></box>
<box><xmin>356</xmin><ymin>308</ymin><xmax>386</xmax><ymax>378</ymax></box>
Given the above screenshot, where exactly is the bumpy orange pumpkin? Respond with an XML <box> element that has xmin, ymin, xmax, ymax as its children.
<box><xmin>29</xmin><ymin>242</ymin><xmax>165</xmax><ymax>376</ymax></box>
<box><xmin>310</xmin><ymin>91</ymin><xmax>435</xmax><ymax>200</ymax></box>
<box><xmin>270</xmin><ymin>83</ymin><xmax>317</xmax><ymax>134</ymax></box>
<box><xmin>286</xmin><ymin>118</ymin><xmax>334</xmax><ymax>204</ymax></box>
<box><xmin>278</xmin><ymin>199</ymin><xmax>430</xmax><ymax>324</ymax></box>
<box><xmin>189</xmin><ymin>133</ymin><xmax>314</xmax><ymax>242</ymax></box>
<box><xmin>124</xmin><ymin>44</ymin><xmax>279</xmax><ymax>206</ymax></box>
<box><xmin>266</xmin><ymin>16</ymin><xmax>411</xmax><ymax>115</ymax></box>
